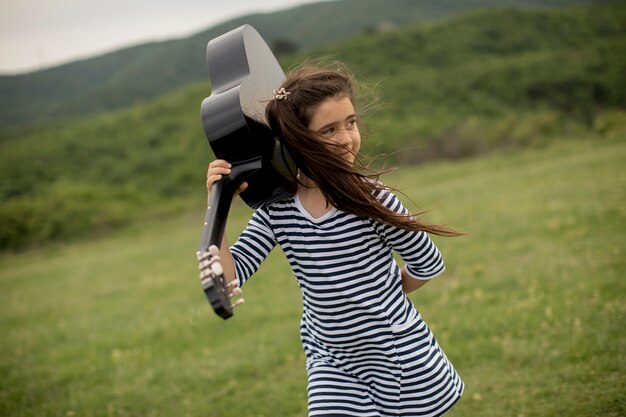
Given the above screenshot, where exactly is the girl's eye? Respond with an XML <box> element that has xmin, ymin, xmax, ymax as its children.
<box><xmin>321</xmin><ymin>127</ymin><xmax>335</xmax><ymax>135</ymax></box>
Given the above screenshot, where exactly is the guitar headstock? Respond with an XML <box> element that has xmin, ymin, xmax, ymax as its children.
<box><xmin>197</xmin><ymin>246</ymin><xmax>244</xmax><ymax>319</ymax></box>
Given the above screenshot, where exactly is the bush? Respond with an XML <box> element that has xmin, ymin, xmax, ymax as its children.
<box><xmin>0</xmin><ymin>181</ymin><xmax>152</xmax><ymax>250</ymax></box>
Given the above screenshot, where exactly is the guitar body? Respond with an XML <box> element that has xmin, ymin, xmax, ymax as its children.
<box><xmin>197</xmin><ymin>25</ymin><xmax>296</xmax><ymax>319</ymax></box>
<box><xmin>201</xmin><ymin>24</ymin><xmax>297</xmax><ymax>209</ymax></box>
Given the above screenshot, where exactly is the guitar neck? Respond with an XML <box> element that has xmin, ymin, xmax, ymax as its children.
<box><xmin>198</xmin><ymin>157</ymin><xmax>263</xmax><ymax>252</ymax></box>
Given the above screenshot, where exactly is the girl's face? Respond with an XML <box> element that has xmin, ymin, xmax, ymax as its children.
<box><xmin>307</xmin><ymin>96</ymin><xmax>361</xmax><ymax>163</ymax></box>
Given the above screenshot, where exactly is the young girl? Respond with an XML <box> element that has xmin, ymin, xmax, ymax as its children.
<box><xmin>206</xmin><ymin>64</ymin><xmax>464</xmax><ymax>416</ymax></box>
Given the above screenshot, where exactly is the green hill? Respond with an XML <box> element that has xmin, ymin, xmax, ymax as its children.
<box><xmin>323</xmin><ymin>3</ymin><xmax>626</xmax><ymax>156</ymax></box>
<box><xmin>0</xmin><ymin>0</ymin><xmax>615</xmax><ymax>128</ymax></box>
<box><xmin>0</xmin><ymin>3</ymin><xmax>625</xmax><ymax>250</ymax></box>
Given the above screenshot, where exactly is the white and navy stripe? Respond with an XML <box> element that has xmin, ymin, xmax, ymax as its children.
<box><xmin>231</xmin><ymin>189</ymin><xmax>463</xmax><ymax>416</ymax></box>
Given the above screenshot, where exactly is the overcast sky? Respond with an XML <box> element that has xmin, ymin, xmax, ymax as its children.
<box><xmin>0</xmin><ymin>0</ymin><xmax>323</xmax><ymax>74</ymax></box>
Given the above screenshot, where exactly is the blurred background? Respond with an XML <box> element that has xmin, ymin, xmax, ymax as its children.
<box><xmin>1</xmin><ymin>1</ymin><xmax>624</xmax><ymax>416</ymax></box>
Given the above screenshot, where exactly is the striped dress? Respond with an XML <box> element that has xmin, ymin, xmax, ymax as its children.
<box><xmin>231</xmin><ymin>189</ymin><xmax>464</xmax><ymax>416</ymax></box>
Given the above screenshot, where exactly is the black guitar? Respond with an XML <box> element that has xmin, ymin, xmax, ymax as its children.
<box><xmin>196</xmin><ymin>25</ymin><xmax>297</xmax><ymax>319</ymax></box>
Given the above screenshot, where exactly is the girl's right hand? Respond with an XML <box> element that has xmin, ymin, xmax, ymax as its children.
<box><xmin>205</xmin><ymin>159</ymin><xmax>249</xmax><ymax>195</ymax></box>
<box><xmin>206</xmin><ymin>159</ymin><xmax>232</xmax><ymax>193</ymax></box>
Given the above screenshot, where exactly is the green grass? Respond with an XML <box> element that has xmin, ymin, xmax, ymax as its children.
<box><xmin>1</xmin><ymin>136</ymin><xmax>624</xmax><ymax>416</ymax></box>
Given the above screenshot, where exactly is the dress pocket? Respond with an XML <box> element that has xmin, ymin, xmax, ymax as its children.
<box><xmin>390</xmin><ymin>307</ymin><xmax>420</xmax><ymax>334</ymax></box>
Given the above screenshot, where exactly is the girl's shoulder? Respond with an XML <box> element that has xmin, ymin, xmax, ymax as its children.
<box><xmin>369</xmin><ymin>182</ymin><xmax>408</xmax><ymax>214</ymax></box>
<box><xmin>256</xmin><ymin>194</ymin><xmax>297</xmax><ymax>215</ymax></box>
<box><xmin>369</xmin><ymin>180</ymin><xmax>395</xmax><ymax>201</ymax></box>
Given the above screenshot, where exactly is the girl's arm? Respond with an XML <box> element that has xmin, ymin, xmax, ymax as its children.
<box><xmin>213</xmin><ymin>236</ymin><xmax>237</xmax><ymax>286</ymax></box>
<box><xmin>374</xmin><ymin>190</ymin><xmax>446</xmax><ymax>291</ymax></box>
<box><xmin>401</xmin><ymin>267</ymin><xmax>430</xmax><ymax>293</ymax></box>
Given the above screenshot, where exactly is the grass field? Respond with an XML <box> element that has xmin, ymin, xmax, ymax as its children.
<box><xmin>1</xmin><ymin>135</ymin><xmax>624</xmax><ymax>417</ymax></box>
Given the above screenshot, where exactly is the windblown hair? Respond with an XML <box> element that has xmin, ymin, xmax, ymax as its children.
<box><xmin>265</xmin><ymin>63</ymin><xmax>461</xmax><ymax>237</ymax></box>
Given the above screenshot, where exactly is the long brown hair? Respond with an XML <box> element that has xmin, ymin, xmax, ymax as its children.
<box><xmin>265</xmin><ymin>63</ymin><xmax>461</xmax><ymax>237</ymax></box>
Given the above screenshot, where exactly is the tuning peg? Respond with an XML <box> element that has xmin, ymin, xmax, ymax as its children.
<box><xmin>197</xmin><ymin>249</ymin><xmax>210</xmax><ymax>259</ymax></box>
<box><xmin>231</xmin><ymin>298</ymin><xmax>245</xmax><ymax>308</ymax></box>
<box><xmin>210</xmin><ymin>262</ymin><xmax>223</xmax><ymax>276</ymax></box>
<box><xmin>229</xmin><ymin>288</ymin><xmax>243</xmax><ymax>298</ymax></box>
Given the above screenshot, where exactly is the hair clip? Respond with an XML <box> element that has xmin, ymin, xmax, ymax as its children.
<box><xmin>273</xmin><ymin>87</ymin><xmax>292</xmax><ymax>100</ymax></box>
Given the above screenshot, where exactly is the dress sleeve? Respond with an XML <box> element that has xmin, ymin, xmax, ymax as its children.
<box><xmin>374</xmin><ymin>189</ymin><xmax>446</xmax><ymax>280</ymax></box>
<box><xmin>230</xmin><ymin>207</ymin><xmax>277</xmax><ymax>287</ymax></box>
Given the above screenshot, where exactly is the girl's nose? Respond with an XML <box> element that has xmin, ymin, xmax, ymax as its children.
<box><xmin>336</xmin><ymin>129</ymin><xmax>353</xmax><ymax>145</ymax></box>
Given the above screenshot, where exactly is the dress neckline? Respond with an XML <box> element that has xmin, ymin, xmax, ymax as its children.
<box><xmin>294</xmin><ymin>193</ymin><xmax>337</xmax><ymax>223</ymax></box>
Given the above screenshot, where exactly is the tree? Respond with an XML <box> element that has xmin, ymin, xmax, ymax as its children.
<box><xmin>271</xmin><ymin>38</ymin><xmax>299</xmax><ymax>55</ymax></box>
